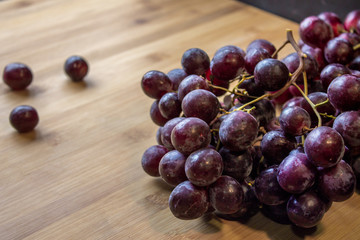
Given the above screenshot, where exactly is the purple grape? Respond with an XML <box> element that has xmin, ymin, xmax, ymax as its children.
<box><xmin>3</xmin><ymin>62</ymin><xmax>33</xmax><ymax>90</ymax></box>
<box><xmin>282</xmin><ymin>52</ymin><xmax>319</xmax><ymax>83</ymax></box>
<box><xmin>141</xmin><ymin>145</ymin><xmax>168</xmax><ymax>177</ymax></box>
<box><xmin>167</xmin><ymin>68</ymin><xmax>188</xmax><ymax>91</ymax></box>
<box><xmin>181</xmin><ymin>48</ymin><xmax>210</xmax><ymax>76</ymax></box>
<box><xmin>324</xmin><ymin>37</ymin><xmax>354</xmax><ymax>64</ymax></box>
<box><xmin>219</xmin><ymin>147</ymin><xmax>253</xmax><ymax>181</ymax></box>
<box><xmin>254</xmin><ymin>165</ymin><xmax>290</xmax><ymax>205</ymax></box>
<box><xmin>254</xmin><ymin>58</ymin><xmax>289</xmax><ymax>91</ymax></box>
<box><xmin>279</xmin><ymin>106</ymin><xmax>311</xmax><ymax>136</ymax></box>
<box><xmin>9</xmin><ymin>105</ymin><xmax>39</xmax><ymax>133</ymax></box>
<box><xmin>181</xmin><ymin>89</ymin><xmax>220</xmax><ymax>124</ymax></box>
<box><xmin>277</xmin><ymin>153</ymin><xmax>316</xmax><ymax>194</ymax></box>
<box><xmin>210</xmin><ymin>45</ymin><xmax>245</xmax><ymax>81</ymax></box>
<box><xmin>287</xmin><ymin>191</ymin><xmax>326</xmax><ymax>228</ymax></box>
<box><xmin>304</xmin><ymin>126</ymin><xmax>345</xmax><ymax>168</ymax></box>
<box><xmin>318</xmin><ymin>160</ymin><xmax>356</xmax><ymax>202</ymax></box>
<box><xmin>177</xmin><ymin>74</ymin><xmax>209</xmax><ymax>101</ymax></box>
<box><xmin>318</xmin><ymin>12</ymin><xmax>345</xmax><ymax>37</ymax></box>
<box><xmin>333</xmin><ymin>111</ymin><xmax>360</xmax><ymax>148</ymax></box>
<box><xmin>217</xmin><ymin>181</ymin><xmax>259</xmax><ymax>220</ymax></box>
<box><xmin>161</xmin><ymin>117</ymin><xmax>185</xmax><ymax>150</ymax></box>
<box><xmin>320</xmin><ymin>63</ymin><xmax>351</xmax><ymax>90</ymax></box>
<box><xmin>246</xmin><ymin>39</ymin><xmax>277</xmax><ymax>57</ymax></box>
<box><xmin>344</xmin><ymin>10</ymin><xmax>360</xmax><ymax>33</ymax></box>
<box><xmin>168</xmin><ymin>181</ymin><xmax>209</xmax><ymax>219</ymax></box>
<box><xmin>185</xmin><ymin>147</ymin><xmax>223</xmax><ymax>186</ymax></box>
<box><xmin>171</xmin><ymin>117</ymin><xmax>211</xmax><ymax>155</ymax></box>
<box><xmin>327</xmin><ymin>74</ymin><xmax>360</xmax><ymax>112</ymax></box>
<box><xmin>64</xmin><ymin>55</ymin><xmax>89</xmax><ymax>82</ymax></box>
<box><xmin>301</xmin><ymin>44</ymin><xmax>327</xmax><ymax>70</ymax></box>
<box><xmin>150</xmin><ymin>100</ymin><xmax>169</xmax><ymax>126</ymax></box>
<box><xmin>158</xmin><ymin>92</ymin><xmax>182</xmax><ymax>119</ymax></box>
<box><xmin>219</xmin><ymin>111</ymin><xmax>259</xmax><ymax>152</ymax></box>
<box><xmin>244</xmin><ymin>48</ymin><xmax>271</xmax><ymax>74</ymax></box>
<box><xmin>260</xmin><ymin>130</ymin><xmax>297</xmax><ymax>165</ymax></box>
<box><xmin>159</xmin><ymin>150</ymin><xmax>187</xmax><ymax>186</ymax></box>
<box><xmin>209</xmin><ymin>175</ymin><xmax>244</xmax><ymax>214</ymax></box>
<box><xmin>299</xmin><ymin>16</ymin><xmax>333</xmax><ymax>49</ymax></box>
<box><xmin>141</xmin><ymin>70</ymin><xmax>173</xmax><ymax>99</ymax></box>
<box><xmin>300</xmin><ymin>92</ymin><xmax>336</xmax><ymax>127</ymax></box>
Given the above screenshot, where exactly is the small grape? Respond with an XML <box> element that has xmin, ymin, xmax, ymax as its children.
<box><xmin>3</xmin><ymin>62</ymin><xmax>33</xmax><ymax>90</ymax></box>
<box><xmin>64</xmin><ymin>55</ymin><xmax>89</xmax><ymax>82</ymax></box>
<box><xmin>219</xmin><ymin>111</ymin><xmax>259</xmax><ymax>152</ymax></box>
<box><xmin>181</xmin><ymin>48</ymin><xmax>210</xmax><ymax>76</ymax></box>
<box><xmin>185</xmin><ymin>147</ymin><xmax>223</xmax><ymax>187</ymax></box>
<box><xmin>304</xmin><ymin>126</ymin><xmax>344</xmax><ymax>168</ymax></box>
<box><xmin>9</xmin><ymin>105</ymin><xmax>39</xmax><ymax>133</ymax></box>
<box><xmin>254</xmin><ymin>166</ymin><xmax>290</xmax><ymax>205</ymax></box>
<box><xmin>287</xmin><ymin>191</ymin><xmax>326</xmax><ymax>228</ymax></box>
<box><xmin>171</xmin><ymin>117</ymin><xmax>211</xmax><ymax>155</ymax></box>
<box><xmin>209</xmin><ymin>175</ymin><xmax>244</xmax><ymax>214</ymax></box>
<box><xmin>327</xmin><ymin>74</ymin><xmax>360</xmax><ymax>112</ymax></box>
<box><xmin>181</xmin><ymin>89</ymin><xmax>220</xmax><ymax>124</ymax></box>
<box><xmin>254</xmin><ymin>58</ymin><xmax>289</xmax><ymax>91</ymax></box>
<box><xmin>141</xmin><ymin>145</ymin><xmax>168</xmax><ymax>177</ymax></box>
<box><xmin>159</xmin><ymin>150</ymin><xmax>187</xmax><ymax>186</ymax></box>
<box><xmin>318</xmin><ymin>160</ymin><xmax>356</xmax><ymax>202</ymax></box>
<box><xmin>141</xmin><ymin>70</ymin><xmax>173</xmax><ymax>99</ymax></box>
<box><xmin>279</xmin><ymin>106</ymin><xmax>311</xmax><ymax>136</ymax></box>
<box><xmin>168</xmin><ymin>181</ymin><xmax>209</xmax><ymax>220</ymax></box>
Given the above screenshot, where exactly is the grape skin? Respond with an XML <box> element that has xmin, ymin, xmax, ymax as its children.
<box><xmin>304</xmin><ymin>126</ymin><xmax>345</xmax><ymax>168</ymax></box>
<box><xmin>185</xmin><ymin>147</ymin><xmax>223</xmax><ymax>187</ymax></box>
<box><xmin>219</xmin><ymin>111</ymin><xmax>259</xmax><ymax>152</ymax></box>
<box><xmin>168</xmin><ymin>181</ymin><xmax>209</xmax><ymax>220</ymax></box>
<box><xmin>171</xmin><ymin>117</ymin><xmax>211</xmax><ymax>155</ymax></box>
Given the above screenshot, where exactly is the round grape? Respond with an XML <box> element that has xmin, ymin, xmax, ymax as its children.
<box><xmin>171</xmin><ymin>117</ymin><xmax>211</xmax><ymax>155</ymax></box>
<box><xmin>181</xmin><ymin>48</ymin><xmax>210</xmax><ymax>76</ymax></box>
<box><xmin>304</xmin><ymin>126</ymin><xmax>345</xmax><ymax>168</ymax></box>
<box><xmin>185</xmin><ymin>147</ymin><xmax>223</xmax><ymax>187</ymax></box>
<box><xmin>168</xmin><ymin>181</ymin><xmax>209</xmax><ymax>220</ymax></box>
<box><xmin>141</xmin><ymin>70</ymin><xmax>173</xmax><ymax>99</ymax></box>
<box><xmin>254</xmin><ymin>58</ymin><xmax>289</xmax><ymax>91</ymax></box>
<box><xmin>64</xmin><ymin>55</ymin><xmax>89</xmax><ymax>82</ymax></box>
<box><xmin>219</xmin><ymin>111</ymin><xmax>259</xmax><ymax>152</ymax></box>
<box><xmin>9</xmin><ymin>105</ymin><xmax>39</xmax><ymax>133</ymax></box>
<box><xmin>3</xmin><ymin>62</ymin><xmax>33</xmax><ymax>90</ymax></box>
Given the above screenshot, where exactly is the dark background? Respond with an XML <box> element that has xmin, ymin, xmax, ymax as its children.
<box><xmin>238</xmin><ymin>0</ymin><xmax>360</xmax><ymax>23</ymax></box>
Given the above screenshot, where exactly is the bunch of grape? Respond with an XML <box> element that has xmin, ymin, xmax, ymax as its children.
<box><xmin>140</xmin><ymin>9</ymin><xmax>360</xmax><ymax>229</ymax></box>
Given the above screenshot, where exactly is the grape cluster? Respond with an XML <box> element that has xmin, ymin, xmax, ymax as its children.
<box><xmin>141</xmin><ymin>10</ymin><xmax>360</xmax><ymax>229</ymax></box>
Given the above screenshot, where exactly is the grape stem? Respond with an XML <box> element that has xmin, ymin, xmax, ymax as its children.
<box><xmin>292</xmin><ymin>82</ymin><xmax>322</xmax><ymax>127</ymax></box>
<box><xmin>271</xmin><ymin>39</ymin><xmax>290</xmax><ymax>58</ymax></box>
<box><xmin>235</xmin><ymin>30</ymin><xmax>305</xmax><ymax>111</ymax></box>
<box><xmin>354</xmin><ymin>43</ymin><xmax>360</xmax><ymax>51</ymax></box>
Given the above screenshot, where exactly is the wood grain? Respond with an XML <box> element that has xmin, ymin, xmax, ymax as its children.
<box><xmin>0</xmin><ymin>0</ymin><xmax>359</xmax><ymax>239</ymax></box>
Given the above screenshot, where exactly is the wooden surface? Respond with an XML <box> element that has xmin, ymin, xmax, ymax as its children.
<box><xmin>0</xmin><ymin>0</ymin><xmax>359</xmax><ymax>239</ymax></box>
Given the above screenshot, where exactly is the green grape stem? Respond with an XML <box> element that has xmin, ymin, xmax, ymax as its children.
<box><xmin>292</xmin><ymin>82</ymin><xmax>322</xmax><ymax>127</ymax></box>
<box><xmin>354</xmin><ymin>43</ymin><xmax>360</xmax><ymax>51</ymax></box>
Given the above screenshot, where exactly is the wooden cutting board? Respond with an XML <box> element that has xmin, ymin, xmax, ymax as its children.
<box><xmin>0</xmin><ymin>0</ymin><xmax>359</xmax><ymax>239</ymax></box>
